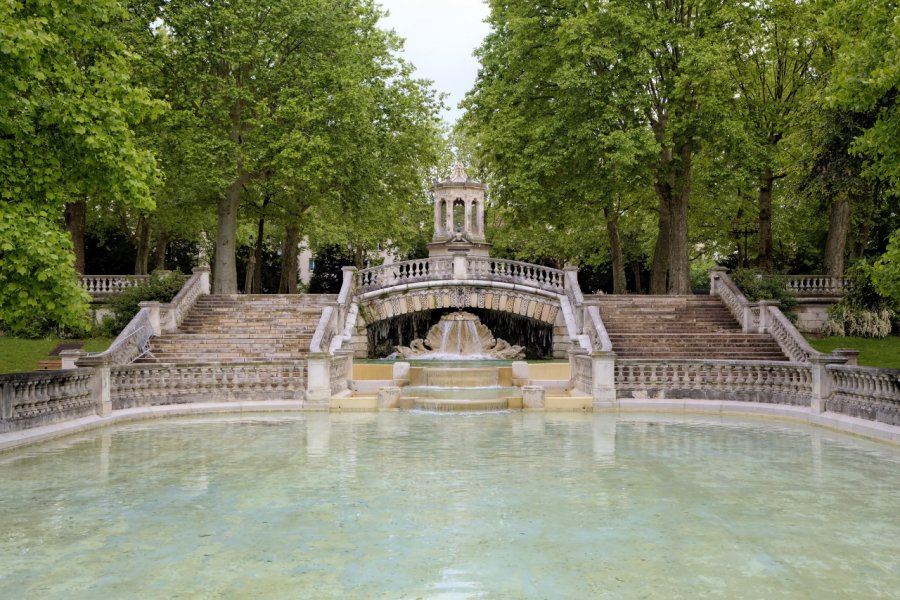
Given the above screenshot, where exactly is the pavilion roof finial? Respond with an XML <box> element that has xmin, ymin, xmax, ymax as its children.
<box><xmin>450</xmin><ymin>162</ymin><xmax>468</xmax><ymax>182</ymax></box>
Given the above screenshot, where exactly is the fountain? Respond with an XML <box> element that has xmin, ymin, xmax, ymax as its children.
<box><xmin>394</xmin><ymin>311</ymin><xmax>525</xmax><ymax>360</ymax></box>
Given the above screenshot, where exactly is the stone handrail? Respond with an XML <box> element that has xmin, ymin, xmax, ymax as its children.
<box><xmin>710</xmin><ymin>267</ymin><xmax>824</xmax><ymax>363</ymax></box>
<box><xmin>615</xmin><ymin>359</ymin><xmax>814</xmax><ymax>405</ymax></box>
<box><xmin>357</xmin><ymin>258</ymin><xmax>453</xmax><ymax>293</ymax></box>
<box><xmin>827</xmin><ymin>365</ymin><xmax>900</xmax><ymax>426</ymax></box>
<box><xmin>310</xmin><ymin>306</ymin><xmax>337</xmax><ymax>354</ymax></box>
<box><xmin>109</xmin><ymin>362</ymin><xmax>306</xmax><ymax>409</ymax></box>
<box><xmin>585</xmin><ymin>305</ymin><xmax>613</xmax><ymax>352</ymax></box>
<box><xmin>468</xmin><ymin>257</ymin><xmax>565</xmax><ymax>293</ymax></box>
<box><xmin>766</xmin><ymin>304</ymin><xmax>822</xmax><ymax>363</ymax></box>
<box><xmin>0</xmin><ymin>369</ymin><xmax>96</xmax><ymax>433</ymax></box>
<box><xmin>783</xmin><ymin>275</ymin><xmax>848</xmax><ymax>297</ymax></box>
<box><xmin>79</xmin><ymin>275</ymin><xmax>150</xmax><ymax>299</ymax></box>
<box><xmin>163</xmin><ymin>268</ymin><xmax>207</xmax><ymax>331</ymax></box>
<box><xmin>85</xmin><ymin>308</ymin><xmax>155</xmax><ymax>366</ymax></box>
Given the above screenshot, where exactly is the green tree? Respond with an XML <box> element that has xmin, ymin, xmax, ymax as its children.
<box><xmin>0</xmin><ymin>0</ymin><xmax>161</xmax><ymax>330</ymax></box>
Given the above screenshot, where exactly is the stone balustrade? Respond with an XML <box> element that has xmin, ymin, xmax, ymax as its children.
<box><xmin>710</xmin><ymin>267</ymin><xmax>824</xmax><ymax>362</ymax></box>
<box><xmin>784</xmin><ymin>275</ymin><xmax>848</xmax><ymax>297</ymax></box>
<box><xmin>355</xmin><ymin>256</ymin><xmax>566</xmax><ymax>294</ymax></box>
<box><xmin>0</xmin><ymin>369</ymin><xmax>96</xmax><ymax>433</ymax></box>
<box><xmin>79</xmin><ymin>275</ymin><xmax>150</xmax><ymax>299</ymax></box>
<box><xmin>330</xmin><ymin>352</ymin><xmax>352</xmax><ymax>395</ymax></box>
<box><xmin>827</xmin><ymin>365</ymin><xmax>900</xmax><ymax>426</ymax></box>
<box><xmin>615</xmin><ymin>359</ymin><xmax>813</xmax><ymax>405</ymax></box>
<box><xmin>109</xmin><ymin>363</ymin><xmax>307</xmax><ymax>409</ymax></box>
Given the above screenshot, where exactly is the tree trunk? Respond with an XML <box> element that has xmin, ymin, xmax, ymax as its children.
<box><xmin>134</xmin><ymin>215</ymin><xmax>152</xmax><ymax>275</ymax></box>
<box><xmin>279</xmin><ymin>225</ymin><xmax>300</xmax><ymax>294</ymax></box>
<box><xmin>154</xmin><ymin>230</ymin><xmax>169</xmax><ymax>272</ymax></box>
<box><xmin>666</xmin><ymin>148</ymin><xmax>692</xmax><ymax>295</ymax></box>
<box><xmin>213</xmin><ymin>177</ymin><xmax>245</xmax><ymax>294</ymax></box>
<box><xmin>824</xmin><ymin>196</ymin><xmax>850</xmax><ymax>276</ymax></box>
<box><xmin>64</xmin><ymin>199</ymin><xmax>87</xmax><ymax>274</ymax></box>
<box><xmin>757</xmin><ymin>167</ymin><xmax>775</xmax><ymax>272</ymax></box>
<box><xmin>631</xmin><ymin>260</ymin><xmax>642</xmax><ymax>294</ymax></box>
<box><xmin>649</xmin><ymin>196</ymin><xmax>670</xmax><ymax>295</ymax></box>
<box><xmin>252</xmin><ymin>215</ymin><xmax>265</xmax><ymax>294</ymax></box>
<box><xmin>604</xmin><ymin>207</ymin><xmax>627</xmax><ymax>294</ymax></box>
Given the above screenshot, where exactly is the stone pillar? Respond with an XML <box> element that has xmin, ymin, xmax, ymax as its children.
<box><xmin>591</xmin><ymin>350</ymin><xmax>617</xmax><ymax>408</ymax></box>
<box><xmin>377</xmin><ymin>386</ymin><xmax>401</xmax><ymax>410</ymax></box>
<box><xmin>810</xmin><ymin>354</ymin><xmax>846</xmax><ymax>413</ymax></box>
<box><xmin>511</xmin><ymin>361</ymin><xmax>529</xmax><ymax>387</ymax></box>
<box><xmin>392</xmin><ymin>361</ymin><xmax>410</xmax><ymax>387</ymax></box>
<box><xmin>434</xmin><ymin>198</ymin><xmax>443</xmax><ymax>236</ymax></box>
<box><xmin>709</xmin><ymin>266</ymin><xmax>728</xmax><ymax>296</ymax></box>
<box><xmin>306</xmin><ymin>353</ymin><xmax>332</xmax><ymax>406</ymax></box>
<box><xmin>138</xmin><ymin>301</ymin><xmax>161</xmax><ymax>336</ymax></box>
<box><xmin>160</xmin><ymin>303</ymin><xmax>177</xmax><ymax>333</ymax></box>
<box><xmin>476</xmin><ymin>201</ymin><xmax>484</xmax><ymax>237</ymax></box>
<box><xmin>522</xmin><ymin>386</ymin><xmax>545</xmax><ymax>410</ymax></box>
<box><xmin>464</xmin><ymin>199</ymin><xmax>472</xmax><ymax>234</ymax></box>
<box><xmin>452</xmin><ymin>252</ymin><xmax>468</xmax><ymax>280</ymax></box>
<box><xmin>446</xmin><ymin>198</ymin><xmax>454</xmax><ymax>233</ymax></box>
<box><xmin>77</xmin><ymin>354</ymin><xmax>112</xmax><ymax>417</ymax></box>
<box><xmin>831</xmin><ymin>348</ymin><xmax>859</xmax><ymax>366</ymax></box>
<box><xmin>193</xmin><ymin>266</ymin><xmax>211</xmax><ymax>294</ymax></box>
<box><xmin>59</xmin><ymin>349</ymin><xmax>86</xmax><ymax>370</ymax></box>
<box><xmin>742</xmin><ymin>304</ymin><xmax>755</xmax><ymax>333</ymax></box>
<box><xmin>757</xmin><ymin>300</ymin><xmax>771</xmax><ymax>334</ymax></box>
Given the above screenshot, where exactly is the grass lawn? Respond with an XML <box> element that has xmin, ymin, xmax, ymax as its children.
<box><xmin>805</xmin><ymin>335</ymin><xmax>900</xmax><ymax>370</ymax></box>
<box><xmin>0</xmin><ymin>337</ymin><xmax>113</xmax><ymax>375</ymax></box>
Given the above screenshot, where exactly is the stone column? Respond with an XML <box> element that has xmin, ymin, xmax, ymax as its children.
<box><xmin>434</xmin><ymin>198</ymin><xmax>443</xmax><ymax>236</ymax></box>
<box><xmin>757</xmin><ymin>300</ymin><xmax>771</xmax><ymax>334</ymax></box>
<box><xmin>476</xmin><ymin>201</ymin><xmax>484</xmax><ymax>237</ymax></box>
<box><xmin>591</xmin><ymin>350</ymin><xmax>617</xmax><ymax>409</ymax></box>
<box><xmin>810</xmin><ymin>354</ymin><xmax>846</xmax><ymax>413</ymax></box>
<box><xmin>305</xmin><ymin>353</ymin><xmax>332</xmax><ymax>407</ymax></box>
<box><xmin>464</xmin><ymin>199</ymin><xmax>472</xmax><ymax>235</ymax></box>
<box><xmin>446</xmin><ymin>199</ymin><xmax>454</xmax><ymax>233</ymax></box>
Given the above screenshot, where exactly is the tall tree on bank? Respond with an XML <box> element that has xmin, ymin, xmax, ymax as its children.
<box><xmin>727</xmin><ymin>0</ymin><xmax>819</xmax><ymax>272</ymax></box>
<box><xmin>0</xmin><ymin>0</ymin><xmax>161</xmax><ymax>333</ymax></box>
<box><xmin>462</xmin><ymin>0</ymin><xmax>734</xmax><ymax>294</ymax></box>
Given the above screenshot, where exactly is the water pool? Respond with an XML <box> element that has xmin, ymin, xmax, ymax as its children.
<box><xmin>1</xmin><ymin>412</ymin><xmax>898</xmax><ymax>599</ymax></box>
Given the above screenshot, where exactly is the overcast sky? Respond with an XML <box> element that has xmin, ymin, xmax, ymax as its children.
<box><xmin>377</xmin><ymin>0</ymin><xmax>491</xmax><ymax>125</ymax></box>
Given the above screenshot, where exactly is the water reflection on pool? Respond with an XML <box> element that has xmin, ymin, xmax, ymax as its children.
<box><xmin>1</xmin><ymin>412</ymin><xmax>898</xmax><ymax>599</ymax></box>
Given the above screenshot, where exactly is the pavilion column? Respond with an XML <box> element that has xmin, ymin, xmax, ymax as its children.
<box><xmin>476</xmin><ymin>202</ymin><xmax>484</xmax><ymax>237</ymax></box>
<box><xmin>434</xmin><ymin>199</ymin><xmax>443</xmax><ymax>236</ymax></box>
<box><xmin>446</xmin><ymin>200</ymin><xmax>453</xmax><ymax>233</ymax></box>
<box><xmin>464</xmin><ymin>200</ymin><xmax>472</xmax><ymax>235</ymax></box>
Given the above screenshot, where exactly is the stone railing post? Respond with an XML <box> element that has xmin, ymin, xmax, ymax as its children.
<box><xmin>193</xmin><ymin>266</ymin><xmax>211</xmax><ymax>295</ymax></box>
<box><xmin>77</xmin><ymin>355</ymin><xmax>112</xmax><ymax>417</ymax></box>
<box><xmin>306</xmin><ymin>353</ymin><xmax>332</xmax><ymax>406</ymax></box>
<box><xmin>452</xmin><ymin>252</ymin><xmax>468</xmax><ymax>280</ymax></box>
<box><xmin>160</xmin><ymin>303</ymin><xmax>177</xmax><ymax>333</ymax></box>
<box><xmin>757</xmin><ymin>300</ymin><xmax>771</xmax><ymax>334</ymax></box>
<box><xmin>810</xmin><ymin>354</ymin><xmax>846</xmax><ymax>413</ymax></box>
<box><xmin>59</xmin><ymin>349</ymin><xmax>86</xmax><ymax>370</ymax></box>
<box><xmin>591</xmin><ymin>350</ymin><xmax>617</xmax><ymax>408</ymax></box>
<box><xmin>831</xmin><ymin>348</ymin><xmax>859</xmax><ymax>366</ymax></box>
<box><xmin>710</xmin><ymin>266</ymin><xmax>728</xmax><ymax>296</ymax></box>
<box><xmin>138</xmin><ymin>301</ymin><xmax>161</xmax><ymax>336</ymax></box>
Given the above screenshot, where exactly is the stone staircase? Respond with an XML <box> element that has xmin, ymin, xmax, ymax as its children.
<box><xmin>135</xmin><ymin>294</ymin><xmax>336</xmax><ymax>365</ymax></box>
<box><xmin>594</xmin><ymin>295</ymin><xmax>787</xmax><ymax>361</ymax></box>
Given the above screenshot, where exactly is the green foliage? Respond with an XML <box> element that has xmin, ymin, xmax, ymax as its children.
<box><xmin>823</xmin><ymin>261</ymin><xmax>897</xmax><ymax>338</ymax></box>
<box><xmin>873</xmin><ymin>229</ymin><xmax>900</xmax><ymax>303</ymax></box>
<box><xmin>101</xmin><ymin>271</ymin><xmax>185</xmax><ymax>335</ymax></box>
<box><xmin>805</xmin><ymin>335</ymin><xmax>900</xmax><ymax>369</ymax></box>
<box><xmin>0</xmin><ymin>336</ymin><xmax>112</xmax><ymax>374</ymax></box>
<box><xmin>308</xmin><ymin>246</ymin><xmax>355</xmax><ymax>295</ymax></box>
<box><xmin>0</xmin><ymin>204</ymin><xmax>91</xmax><ymax>337</ymax></box>
<box><xmin>730</xmin><ymin>268</ymin><xmax>798</xmax><ymax>317</ymax></box>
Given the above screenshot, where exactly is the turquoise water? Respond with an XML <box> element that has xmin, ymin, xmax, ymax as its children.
<box><xmin>1</xmin><ymin>413</ymin><xmax>899</xmax><ymax>599</ymax></box>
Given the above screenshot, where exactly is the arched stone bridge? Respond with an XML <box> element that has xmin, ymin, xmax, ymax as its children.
<box><xmin>310</xmin><ymin>255</ymin><xmax>613</xmax><ymax>360</ymax></box>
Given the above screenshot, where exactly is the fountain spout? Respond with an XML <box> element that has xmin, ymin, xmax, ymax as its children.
<box><xmin>395</xmin><ymin>312</ymin><xmax>524</xmax><ymax>360</ymax></box>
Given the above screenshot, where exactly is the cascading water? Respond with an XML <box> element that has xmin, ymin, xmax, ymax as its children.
<box><xmin>394</xmin><ymin>311</ymin><xmax>524</xmax><ymax>360</ymax></box>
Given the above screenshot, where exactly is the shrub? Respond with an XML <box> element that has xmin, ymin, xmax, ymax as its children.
<box><xmin>100</xmin><ymin>271</ymin><xmax>185</xmax><ymax>336</ymax></box>
<box><xmin>823</xmin><ymin>262</ymin><xmax>897</xmax><ymax>338</ymax></box>
<box><xmin>731</xmin><ymin>268</ymin><xmax>798</xmax><ymax>320</ymax></box>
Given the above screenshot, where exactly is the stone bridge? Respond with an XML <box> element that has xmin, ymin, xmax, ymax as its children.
<box><xmin>311</xmin><ymin>254</ymin><xmax>612</xmax><ymax>360</ymax></box>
